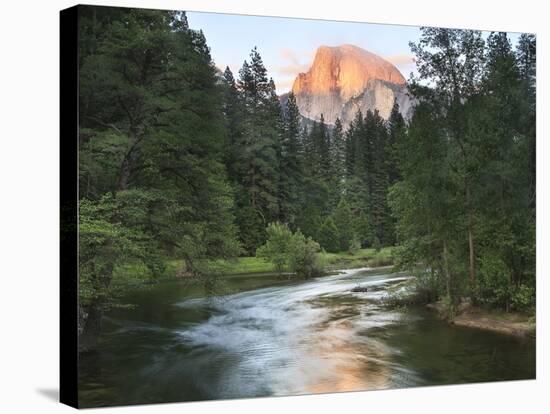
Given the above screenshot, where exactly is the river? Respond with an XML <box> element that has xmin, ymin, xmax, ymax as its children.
<box><xmin>79</xmin><ymin>267</ymin><xmax>535</xmax><ymax>407</ymax></box>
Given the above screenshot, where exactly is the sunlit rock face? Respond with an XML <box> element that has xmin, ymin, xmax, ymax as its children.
<box><xmin>291</xmin><ymin>44</ymin><xmax>412</xmax><ymax>125</ymax></box>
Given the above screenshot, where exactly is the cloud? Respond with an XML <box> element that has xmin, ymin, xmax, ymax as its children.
<box><xmin>215</xmin><ymin>64</ymin><xmax>227</xmax><ymax>73</ymax></box>
<box><xmin>279</xmin><ymin>48</ymin><xmax>301</xmax><ymax>65</ymax></box>
<box><xmin>275</xmin><ymin>48</ymin><xmax>313</xmax><ymax>76</ymax></box>
<box><xmin>384</xmin><ymin>54</ymin><xmax>416</xmax><ymax>66</ymax></box>
<box><xmin>275</xmin><ymin>63</ymin><xmax>310</xmax><ymax>76</ymax></box>
<box><xmin>275</xmin><ymin>78</ymin><xmax>296</xmax><ymax>91</ymax></box>
<box><xmin>272</xmin><ymin>48</ymin><xmax>314</xmax><ymax>93</ymax></box>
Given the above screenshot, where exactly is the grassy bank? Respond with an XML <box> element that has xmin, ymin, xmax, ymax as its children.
<box><xmin>321</xmin><ymin>247</ymin><xmax>394</xmax><ymax>270</ymax></box>
<box><xmin>168</xmin><ymin>256</ymin><xmax>276</xmax><ymax>276</ymax></box>
<box><xmin>191</xmin><ymin>247</ymin><xmax>395</xmax><ymax>276</ymax></box>
<box><xmin>111</xmin><ymin>247</ymin><xmax>395</xmax><ymax>287</ymax></box>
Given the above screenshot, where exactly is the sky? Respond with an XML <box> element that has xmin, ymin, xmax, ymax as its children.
<box><xmin>187</xmin><ymin>11</ymin><xmax>521</xmax><ymax>94</ymax></box>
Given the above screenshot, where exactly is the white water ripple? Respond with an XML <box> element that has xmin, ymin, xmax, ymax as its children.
<box><xmin>174</xmin><ymin>268</ymin><xmax>413</xmax><ymax>397</ymax></box>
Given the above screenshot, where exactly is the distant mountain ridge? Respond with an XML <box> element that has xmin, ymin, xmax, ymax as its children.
<box><xmin>289</xmin><ymin>44</ymin><xmax>413</xmax><ymax>126</ymax></box>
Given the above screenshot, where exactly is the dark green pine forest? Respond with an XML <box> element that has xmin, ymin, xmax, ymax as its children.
<box><xmin>77</xmin><ymin>7</ymin><xmax>536</xmax><ymax>349</ymax></box>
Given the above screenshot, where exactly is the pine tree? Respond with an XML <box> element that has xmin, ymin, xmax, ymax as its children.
<box><xmin>364</xmin><ymin>110</ymin><xmax>391</xmax><ymax>245</ymax></box>
<box><xmin>330</xmin><ymin>118</ymin><xmax>346</xmax><ymax>200</ymax></box>
<box><xmin>342</xmin><ymin>110</ymin><xmax>374</xmax><ymax>247</ymax></box>
<box><xmin>409</xmin><ymin>27</ymin><xmax>486</xmax><ymax>288</ymax></box>
<box><xmin>389</xmin><ymin>101</ymin><xmax>457</xmax><ymax>297</ymax></box>
<box><xmin>317</xmin><ymin>114</ymin><xmax>332</xmax><ymax>182</ymax></box>
<box><xmin>231</xmin><ymin>48</ymin><xmax>282</xmax><ymax>252</ymax></box>
<box><xmin>279</xmin><ymin>92</ymin><xmax>303</xmax><ymax>226</ymax></box>
<box><xmin>332</xmin><ymin>198</ymin><xmax>355</xmax><ymax>251</ymax></box>
<box><xmin>386</xmin><ymin>100</ymin><xmax>405</xmax><ymax>185</ymax></box>
<box><xmin>516</xmin><ymin>34</ymin><xmax>536</xmax><ymax>213</ymax></box>
<box><xmin>392</xmin><ymin>28</ymin><xmax>535</xmax><ymax>309</ymax></box>
<box><xmin>303</xmin><ymin>121</ymin><xmax>319</xmax><ymax>176</ymax></box>
<box><xmin>318</xmin><ymin>216</ymin><xmax>340</xmax><ymax>253</ymax></box>
<box><xmin>344</xmin><ymin>117</ymin><xmax>357</xmax><ymax>179</ymax></box>
<box><xmin>250</xmin><ymin>47</ymin><xmax>269</xmax><ymax>99</ymax></box>
<box><xmin>78</xmin><ymin>7</ymin><xmax>241</xmax><ymax>347</ymax></box>
<box><xmin>238</xmin><ymin>60</ymin><xmax>254</xmax><ymax>101</ymax></box>
<box><xmin>305</xmin><ymin>114</ymin><xmax>332</xmax><ymax>182</ymax></box>
<box><xmin>516</xmin><ymin>34</ymin><xmax>536</xmax><ymax>85</ymax></box>
<box><xmin>473</xmin><ymin>32</ymin><xmax>534</xmax><ymax>309</ymax></box>
<box><xmin>221</xmin><ymin>66</ymin><xmax>242</xmax><ymax>184</ymax></box>
<box><xmin>347</xmin><ymin>110</ymin><xmax>365</xmax><ymax>178</ymax></box>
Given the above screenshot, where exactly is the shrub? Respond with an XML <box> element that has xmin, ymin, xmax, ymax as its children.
<box><xmin>372</xmin><ymin>236</ymin><xmax>382</xmax><ymax>253</ymax></box>
<box><xmin>256</xmin><ymin>222</ymin><xmax>323</xmax><ymax>278</ymax></box>
<box><xmin>510</xmin><ymin>284</ymin><xmax>535</xmax><ymax>313</ymax></box>
<box><xmin>288</xmin><ymin>230</ymin><xmax>323</xmax><ymax>278</ymax></box>
<box><xmin>347</xmin><ymin>237</ymin><xmax>361</xmax><ymax>255</ymax></box>
<box><xmin>477</xmin><ymin>254</ymin><xmax>511</xmax><ymax>308</ymax></box>
<box><xmin>440</xmin><ymin>295</ymin><xmax>456</xmax><ymax>320</ymax></box>
<box><xmin>256</xmin><ymin>222</ymin><xmax>293</xmax><ymax>274</ymax></box>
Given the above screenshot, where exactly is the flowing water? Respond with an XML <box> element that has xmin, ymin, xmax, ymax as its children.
<box><xmin>79</xmin><ymin>267</ymin><xmax>535</xmax><ymax>407</ymax></box>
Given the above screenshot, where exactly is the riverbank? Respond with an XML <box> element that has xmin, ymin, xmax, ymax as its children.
<box><xmin>110</xmin><ymin>248</ymin><xmax>395</xmax><ymax>293</ymax></box>
<box><xmin>162</xmin><ymin>247</ymin><xmax>395</xmax><ymax>278</ymax></box>
<box><xmin>322</xmin><ymin>247</ymin><xmax>394</xmax><ymax>270</ymax></box>
<box><xmin>427</xmin><ymin>301</ymin><xmax>535</xmax><ymax>338</ymax></box>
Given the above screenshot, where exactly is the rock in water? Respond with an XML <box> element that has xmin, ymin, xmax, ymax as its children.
<box><xmin>291</xmin><ymin>44</ymin><xmax>413</xmax><ymax>126</ymax></box>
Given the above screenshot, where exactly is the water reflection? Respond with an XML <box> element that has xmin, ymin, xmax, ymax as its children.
<box><xmin>78</xmin><ymin>268</ymin><xmax>535</xmax><ymax>407</ymax></box>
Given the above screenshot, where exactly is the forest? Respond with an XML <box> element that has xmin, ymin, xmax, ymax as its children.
<box><xmin>77</xmin><ymin>7</ymin><xmax>536</xmax><ymax>349</ymax></box>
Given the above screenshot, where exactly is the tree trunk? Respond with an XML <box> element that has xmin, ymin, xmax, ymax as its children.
<box><xmin>466</xmin><ymin>181</ymin><xmax>476</xmax><ymax>287</ymax></box>
<box><xmin>443</xmin><ymin>240</ymin><xmax>451</xmax><ymax>298</ymax></box>
<box><xmin>251</xmin><ymin>171</ymin><xmax>256</xmax><ymax>209</ymax></box>
<box><xmin>506</xmin><ymin>272</ymin><xmax>512</xmax><ymax>313</ymax></box>
<box><xmin>117</xmin><ymin>132</ymin><xmax>141</xmax><ymax>192</ymax></box>
<box><xmin>79</xmin><ymin>302</ymin><xmax>103</xmax><ymax>352</ymax></box>
<box><xmin>117</xmin><ymin>157</ymin><xmax>132</xmax><ymax>191</ymax></box>
<box><xmin>468</xmin><ymin>225</ymin><xmax>475</xmax><ymax>282</ymax></box>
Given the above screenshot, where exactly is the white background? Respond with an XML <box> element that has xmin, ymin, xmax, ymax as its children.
<box><xmin>0</xmin><ymin>0</ymin><xmax>547</xmax><ymax>412</ymax></box>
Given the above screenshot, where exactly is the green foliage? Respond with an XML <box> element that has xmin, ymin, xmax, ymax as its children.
<box><xmin>77</xmin><ymin>7</ymin><xmax>243</xmax><ymax>346</ymax></box>
<box><xmin>477</xmin><ymin>254</ymin><xmax>512</xmax><ymax>308</ymax></box>
<box><xmin>235</xmin><ymin>48</ymin><xmax>281</xmax><ymax>223</ymax></box>
<box><xmin>411</xmin><ymin>269</ymin><xmax>441</xmax><ymax>304</ymax></box>
<box><xmin>234</xmin><ymin>202</ymin><xmax>266</xmax><ymax>255</ymax></box>
<box><xmin>295</xmin><ymin>177</ymin><xmax>329</xmax><ymax>239</ymax></box>
<box><xmin>279</xmin><ymin>92</ymin><xmax>304</xmax><ymax>225</ymax></box>
<box><xmin>347</xmin><ymin>237</ymin><xmax>361</xmax><ymax>254</ymax></box>
<box><xmin>329</xmin><ymin>118</ymin><xmax>346</xmax><ymax>201</ymax></box>
<box><xmin>390</xmin><ymin>28</ymin><xmax>536</xmax><ymax>312</ymax></box>
<box><xmin>256</xmin><ymin>222</ymin><xmax>322</xmax><ymax>278</ymax></box>
<box><xmin>287</xmin><ymin>231</ymin><xmax>323</xmax><ymax>278</ymax></box>
<box><xmin>372</xmin><ymin>236</ymin><xmax>382</xmax><ymax>253</ymax></box>
<box><xmin>510</xmin><ymin>285</ymin><xmax>535</xmax><ymax>313</ymax></box>
<box><xmin>343</xmin><ymin>176</ymin><xmax>372</xmax><ymax>247</ymax></box>
<box><xmin>79</xmin><ymin>195</ymin><xmax>164</xmax><ymax>308</ymax></box>
<box><xmin>318</xmin><ymin>217</ymin><xmax>340</xmax><ymax>253</ymax></box>
<box><xmin>198</xmin><ymin>256</ymin><xmax>275</xmax><ymax>275</ymax></box>
<box><xmin>332</xmin><ymin>199</ymin><xmax>355</xmax><ymax>251</ymax></box>
<box><xmin>321</xmin><ymin>247</ymin><xmax>394</xmax><ymax>270</ymax></box>
<box><xmin>477</xmin><ymin>251</ymin><xmax>535</xmax><ymax>313</ymax></box>
<box><xmin>386</xmin><ymin>100</ymin><xmax>405</xmax><ymax>185</ymax></box>
<box><xmin>256</xmin><ymin>222</ymin><xmax>293</xmax><ymax>274</ymax></box>
<box><xmin>440</xmin><ymin>295</ymin><xmax>456</xmax><ymax>320</ymax></box>
<box><xmin>77</xmin><ymin>6</ymin><xmax>535</xmax><ymax>351</ymax></box>
<box><xmin>220</xmin><ymin>46</ymin><xmax>403</xmax><ymax>257</ymax></box>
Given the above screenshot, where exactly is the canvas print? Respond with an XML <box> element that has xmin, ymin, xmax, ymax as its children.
<box><xmin>63</xmin><ymin>4</ymin><xmax>536</xmax><ymax>408</ymax></box>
